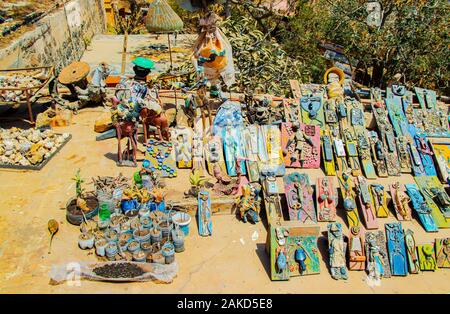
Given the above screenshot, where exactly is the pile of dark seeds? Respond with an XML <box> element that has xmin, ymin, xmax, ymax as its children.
<box><xmin>93</xmin><ymin>263</ymin><xmax>145</xmax><ymax>278</ymax></box>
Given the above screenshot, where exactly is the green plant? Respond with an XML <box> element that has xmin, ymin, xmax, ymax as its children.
<box><xmin>72</xmin><ymin>169</ymin><xmax>85</xmax><ymax>198</ymax></box>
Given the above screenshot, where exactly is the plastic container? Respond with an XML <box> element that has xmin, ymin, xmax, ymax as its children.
<box><xmin>172</xmin><ymin>212</ymin><xmax>192</xmax><ymax>236</ymax></box>
<box><xmin>95</xmin><ymin>238</ymin><xmax>108</xmax><ymax>256</ymax></box>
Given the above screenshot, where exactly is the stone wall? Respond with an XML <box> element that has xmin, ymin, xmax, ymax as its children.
<box><xmin>0</xmin><ymin>0</ymin><xmax>106</xmax><ymax>73</ymax></box>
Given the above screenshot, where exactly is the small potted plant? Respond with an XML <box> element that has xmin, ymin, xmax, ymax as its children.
<box><xmin>95</xmin><ymin>238</ymin><xmax>108</xmax><ymax>256</ymax></box>
<box><xmin>66</xmin><ymin>169</ymin><xmax>99</xmax><ymax>226</ymax></box>
<box><xmin>78</xmin><ymin>231</ymin><xmax>95</xmax><ymax>250</ymax></box>
<box><xmin>184</xmin><ymin>169</ymin><xmax>209</xmax><ymax>198</ymax></box>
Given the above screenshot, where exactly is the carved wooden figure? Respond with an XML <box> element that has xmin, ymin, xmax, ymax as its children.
<box><xmin>334</xmin><ymin>138</ymin><xmax>349</xmax><ymax>173</ymax></box>
<box><xmin>259</xmin><ymin>125</ymin><xmax>285</xmax><ymax>176</ymax></box>
<box><xmin>435</xmin><ymin>238</ymin><xmax>450</xmax><ymax>268</ymax></box>
<box><xmin>389</xmin><ymin>182</ymin><xmax>412</xmax><ymax>221</ymax></box>
<box><xmin>355</xmin><ymin>176</ymin><xmax>378</xmax><ymax>229</ymax></box>
<box><xmin>316</xmin><ymin>177</ymin><xmax>337</xmax><ymax>222</ymax></box>
<box><xmin>405</xmin><ymin>184</ymin><xmax>438</xmax><ymax>232</ymax></box>
<box><xmin>417</xmin><ymin>244</ymin><xmax>437</xmax><ymax>271</ymax></box>
<box><xmin>348</xmin><ymin>226</ymin><xmax>366</xmax><ymax>271</ymax></box>
<box><xmin>370</xmin><ymin>184</ymin><xmax>389</xmax><ymax>218</ymax></box>
<box><xmin>396</xmin><ymin>136</ymin><xmax>412</xmax><ymax>174</ymax></box>
<box><xmin>204</xmin><ymin>135</ymin><xmax>226</xmax><ymax>176</ymax></box>
<box><xmin>327</xmin><ymin>223</ymin><xmax>348</xmax><ymax>280</ymax></box>
<box><xmin>283</xmin><ymin>98</ymin><xmax>301</xmax><ymax>123</ymax></box>
<box><xmin>385</xmin><ymin>223</ymin><xmax>408</xmax><ymax>276</ymax></box>
<box><xmin>365</xmin><ymin>231</ymin><xmax>391</xmax><ymax>280</ymax></box>
<box><xmin>404</xmin><ymin>229</ymin><xmax>420</xmax><ymax>274</ymax></box>
<box><xmin>368</xmin><ymin>131</ymin><xmax>388</xmax><ymax>178</ymax></box>
<box><xmin>261</xmin><ymin>173</ymin><xmax>283</xmax><ymax>226</ymax></box>
<box><xmin>414</xmin><ymin>134</ymin><xmax>437</xmax><ymax>176</ymax></box>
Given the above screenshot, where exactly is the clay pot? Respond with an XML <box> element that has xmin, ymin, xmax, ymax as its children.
<box><xmin>127</xmin><ymin>240</ymin><xmax>140</xmax><ymax>253</ymax></box>
<box><xmin>66</xmin><ymin>194</ymin><xmax>99</xmax><ymax>226</ymax></box>
<box><xmin>95</xmin><ymin>238</ymin><xmax>108</xmax><ymax>256</ymax></box>
<box><xmin>78</xmin><ymin>232</ymin><xmax>95</xmax><ymax>250</ymax></box>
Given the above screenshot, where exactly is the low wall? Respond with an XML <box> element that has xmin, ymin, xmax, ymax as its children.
<box><xmin>0</xmin><ymin>0</ymin><xmax>106</xmax><ymax>73</ymax></box>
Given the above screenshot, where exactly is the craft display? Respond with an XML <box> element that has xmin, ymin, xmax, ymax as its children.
<box><xmin>396</xmin><ymin>136</ymin><xmax>412</xmax><ymax>174</ymax></box>
<box><xmin>404</xmin><ymin>229</ymin><xmax>420</xmax><ymax>274</ymax></box>
<box><xmin>241</xmin><ymin>125</ymin><xmax>260</xmax><ymax>182</ymax></box>
<box><xmin>327</xmin><ymin>222</ymin><xmax>348</xmax><ymax>280</ymax></box>
<box><xmin>417</xmin><ymin>244</ymin><xmax>437</xmax><ymax>271</ymax></box>
<box><xmin>385</xmin><ymin>223</ymin><xmax>408</xmax><ymax>276</ymax></box>
<box><xmin>300</xmin><ymin>95</ymin><xmax>325</xmax><ymax>127</ymax></box>
<box><xmin>414</xmin><ymin>176</ymin><xmax>450</xmax><ymax>228</ymax></box>
<box><xmin>370</xmin><ymin>184</ymin><xmax>389</xmax><ymax>218</ymax></box>
<box><xmin>333</xmin><ymin>138</ymin><xmax>349</xmax><ymax>173</ymax></box>
<box><xmin>258</xmin><ymin>125</ymin><xmax>285</xmax><ymax>176</ymax></box>
<box><xmin>236</xmin><ymin>183</ymin><xmax>262</xmax><ymax>224</ymax></box>
<box><xmin>414</xmin><ymin>134</ymin><xmax>437</xmax><ymax>176</ymax></box>
<box><xmin>337</xmin><ymin>171</ymin><xmax>360</xmax><ymax>228</ymax></box>
<box><xmin>316</xmin><ymin>177</ymin><xmax>337</xmax><ymax>222</ymax></box>
<box><xmin>365</xmin><ymin>230</ymin><xmax>391</xmax><ymax>279</ymax></box>
<box><xmin>204</xmin><ymin>135</ymin><xmax>227</xmax><ymax>176</ymax></box>
<box><xmin>222</xmin><ymin>126</ymin><xmax>246</xmax><ymax>177</ymax></box>
<box><xmin>389</xmin><ymin>182</ymin><xmax>412</xmax><ymax>221</ymax></box>
<box><xmin>281</xmin><ymin>122</ymin><xmax>320</xmax><ymax>169</ymax></box>
<box><xmin>143</xmin><ymin>139</ymin><xmax>177</xmax><ymax>178</ymax></box>
<box><xmin>435</xmin><ymin>238</ymin><xmax>450</xmax><ymax>268</ymax></box>
<box><xmin>171</xmin><ymin>126</ymin><xmax>193</xmax><ymax>168</ymax></box>
<box><xmin>269</xmin><ymin>225</ymin><xmax>320</xmax><ymax>281</ymax></box>
<box><xmin>415</xmin><ymin>87</ymin><xmax>437</xmax><ymax>110</ymax></box>
<box><xmin>385</xmin><ymin>84</ymin><xmax>410</xmax><ymax>137</ymax></box>
<box><xmin>430</xmin><ymin>142</ymin><xmax>450</xmax><ymax>183</ymax></box>
<box><xmin>261</xmin><ymin>173</ymin><xmax>283</xmax><ymax>226</ymax></box>
<box><xmin>405</xmin><ymin>184</ymin><xmax>438</xmax><ymax>232</ymax></box>
<box><xmin>321</xmin><ymin>130</ymin><xmax>336</xmax><ymax>176</ymax></box>
<box><xmin>283</xmin><ymin>98</ymin><xmax>301</xmax><ymax>123</ymax></box>
<box><xmin>341</xmin><ymin>129</ymin><xmax>362</xmax><ymax>177</ymax></box>
<box><xmin>368</xmin><ymin>130</ymin><xmax>388</xmax><ymax>177</ymax></box>
<box><xmin>283</xmin><ymin>173</ymin><xmax>316</xmax><ymax>224</ymax></box>
<box><xmin>355</xmin><ymin>176</ymin><xmax>378</xmax><ymax>230</ymax></box>
<box><xmin>348</xmin><ymin>226</ymin><xmax>366</xmax><ymax>271</ymax></box>
<box><xmin>197</xmin><ymin>190</ymin><xmax>212</xmax><ymax>237</ymax></box>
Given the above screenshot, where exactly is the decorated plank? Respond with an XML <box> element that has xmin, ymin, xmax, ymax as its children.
<box><xmin>144</xmin><ymin>139</ymin><xmax>177</xmax><ymax>178</ymax></box>
<box><xmin>415</xmin><ymin>87</ymin><xmax>437</xmax><ymax>110</ymax></box>
<box><xmin>261</xmin><ymin>173</ymin><xmax>283</xmax><ymax>226</ymax></box>
<box><xmin>289</xmin><ymin>80</ymin><xmax>302</xmax><ymax>99</ymax></box>
<box><xmin>348</xmin><ymin>226</ymin><xmax>366</xmax><ymax>271</ymax></box>
<box><xmin>337</xmin><ymin>171</ymin><xmax>360</xmax><ymax>228</ymax></box>
<box><xmin>258</xmin><ymin>125</ymin><xmax>285</xmax><ymax>176</ymax></box>
<box><xmin>356</xmin><ymin>130</ymin><xmax>377</xmax><ymax>179</ymax></box>
<box><xmin>316</xmin><ymin>177</ymin><xmax>337</xmax><ymax>222</ymax></box>
<box><xmin>404</xmin><ymin>229</ymin><xmax>420</xmax><ymax>274</ymax></box>
<box><xmin>283</xmin><ymin>98</ymin><xmax>301</xmax><ymax>123</ymax></box>
<box><xmin>342</xmin><ymin>129</ymin><xmax>362</xmax><ymax>177</ymax></box>
<box><xmin>405</xmin><ymin>184</ymin><xmax>438</xmax><ymax>232</ymax></box>
<box><xmin>283</xmin><ymin>173</ymin><xmax>316</xmax><ymax>224</ymax></box>
<box><xmin>414</xmin><ymin>176</ymin><xmax>450</xmax><ymax>229</ymax></box>
<box><xmin>408</xmin><ymin>139</ymin><xmax>426</xmax><ymax>176</ymax></box>
<box><xmin>204</xmin><ymin>135</ymin><xmax>226</xmax><ymax>176</ymax></box>
<box><xmin>415</xmin><ymin>176</ymin><xmax>450</xmax><ymax>219</ymax></box>
<box><xmin>323</xmin><ymin>98</ymin><xmax>340</xmax><ymax>138</ymax></box>
<box><xmin>365</xmin><ymin>230</ymin><xmax>391</xmax><ymax>279</ymax></box>
<box><xmin>389</xmin><ymin>182</ymin><xmax>412</xmax><ymax>221</ymax></box>
<box><xmin>327</xmin><ymin>222</ymin><xmax>348</xmax><ymax>280</ymax></box>
<box><xmin>300</xmin><ymin>95</ymin><xmax>325</xmax><ymax>128</ymax></box>
<box><xmin>385</xmin><ymin>84</ymin><xmax>410</xmax><ymax>137</ymax></box>
<box><xmin>435</xmin><ymin>238</ymin><xmax>450</xmax><ymax>268</ymax></box>
<box><xmin>370</xmin><ymin>184</ymin><xmax>389</xmax><ymax>218</ymax></box>
<box><xmin>193</xmin><ymin>113</ymin><xmax>207</xmax><ymax>177</ymax></box>
<box><xmin>241</xmin><ymin>125</ymin><xmax>260</xmax><ymax>182</ymax></box>
<box><xmin>355</xmin><ymin>176</ymin><xmax>378</xmax><ymax>229</ymax></box>
<box><xmin>396</xmin><ymin>136</ymin><xmax>412</xmax><ymax>174</ymax></box>
<box><xmin>368</xmin><ymin>131</ymin><xmax>388</xmax><ymax>177</ymax></box>
<box><xmin>385</xmin><ymin>223</ymin><xmax>408</xmax><ymax>276</ymax></box>
<box><xmin>198</xmin><ymin>190</ymin><xmax>212</xmax><ymax>237</ymax></box>
<box><xmin>333</xmin><ymin>138</ymin><xmax>349</xmax><ymax>173</ymax></box>
<box><xmin>171</xmin><ymin>126</ymin><xmax>193</xmax><ymax>169</ymax></box>
<box><xmin>430</xmin><ymin>142</ymin><xmax>450</xmax><ymax>183</ymax></box>
<box><xmin>222</xmin><ymin>125</ymin><xmax>246</xmax><ymax>177</ymax></box>
<box><xmin>414</xmin><ymin>134</ymin><xmax>437</xmax><ymax>176</ymax></box>
<box><xmin>414</xmin><ymin>108</ymin><xmax>450</xmax><ymax>138</ymax></box>
<box><xmin>321</xmin><ymin>130</ymin><xmax>336</xmax><ymax>176</ymax></box>
<box><xmin>269</xmin><ymin>225</ymin><xmax>320</xmax><ymax>281</ymax></box>
<box><xmin>417</xmin><ymin>243</ymin><xmax>437</xmax><ymax>271</ymax></box>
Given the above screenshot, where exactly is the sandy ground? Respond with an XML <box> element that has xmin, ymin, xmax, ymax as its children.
<box><xmin>0</xmin><ymin>34</ymin><xmax>449</xmax><ymax>294</ymax></box>
<box><xmin>0</xmin><ymin>106</ymin><xmax>449</xmax><ymax>294</ymax></box>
